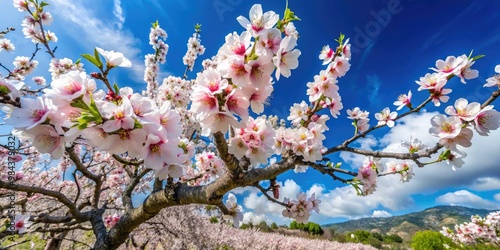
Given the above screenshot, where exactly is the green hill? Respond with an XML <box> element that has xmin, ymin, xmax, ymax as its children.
<box><xmin>324</xmin><ymin>205</ymin><xmax>495</xmax><ymax>241</ymax></box>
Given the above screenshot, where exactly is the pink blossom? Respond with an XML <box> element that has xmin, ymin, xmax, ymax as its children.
<box><xmin>326</xmin><ymin>55</ymin><xmax>351</xmax><ymax>78</ymax></box>
<box><xmin>236</xmin><ymin>4</ymin><xmax>279</xmax><ymax>37</ymax></box>
<box><xmin>319</xmin><ymin>45</ymin><xmax>335</xmax><ymax>65</ymax></box>
<box><xmin>246</xmin><ymin>84</ymin><xmax>273</xmax><ymax>114</ymax></box>
<box><xmin>225</xmin><ymin>88</ymin><xmax>250</xmax><ymax>122</ymax></box>
<box><xmin>473</xmin><ymin>105</ymin><xmax>500</xmax><ymax>136</ymax></box>
<box><xmin>393</xmin><ymin>90</ymin><xmax>412</xmax><ymax>110</ymax></box>
<box><xmin>429</xmin><ymin>115</ymin><xmax>462</xmax><ymax>139</ymax></box>
<box><xmin>430</xmin><ymin>87</ymin><xmax>452</xmax><ymax>107</ymax></box>
<box><xmin>430</xmin><ymin>55</ymin><xmax>465</xmax><ymax>76</ymax></box>
<box><xmin>24</xmin><ymin>125</ymin><xmax>66</xmax><ymax>159</ymax></box>
<box><xmin>96</xmin><ymin>47</ymin><xmax>132</xmax><ymax>68</ymax></box>
<box><xmin>256</xmin><ymin>28</ymin><xmax>282</xmax><ymax>54</ymax></box>
<box><xmin>225</xmin><ymin>193</ymin><xmax>243</xmax><ymax>228</ymax></box>
<box><xmin>0</xmin><ymin>38</ymin><xmax>15</xmax><ymax>52</ymax></box>
<box><xmin>347</xmin><ymin>107</ymin><xmax>370</xmax><ymax>120</ymax></box>
<box><xmin>13</xmin><ymin>214</ymin><xmax>33</xmax><ymax>233</ymax></box>
<box><xmin>104</xmin><ymin>213</ymin><xmax>121</xmax><ymax>228</ymax></box>
<box><xmin>374</xmin><ymin>107</ymin><xmax>397</xmax><ymax>128</ymax></box>
<box><xmin>141</xmin><ymin>132</ymin><xmax>179</xmax><ymax>170</ymax></box>
<box><xmin>273</xmin><ymin>36</ymin><xmax>300</xmax><ymax>80</ymax></box>
<box><xmin>484</xmin><ymin>65</ymin><xmax>500</xmax><ymax>87</ymax></box>
<box><xmin>6</xmin><ymin>96</ymin><xmax>55</xmax><ymax>130</ymax></box>
<box><xmin>100</xmin><ymin>98</ymin><xmax>135</xmax><ymax>132</ymax></box>
<box><xmin>444</xmin><ymin>98</ymin><xmax>481</xmax><ymax>122</ymax></box>
<box><xmin>456</xmin><ymin>55</ymin><xmax>479</xmax><ymax>83</ymax></box>
<box><xmin>219</xmin><ymin>31</ymin><xmax>251</xmax><ymax>58</ymax></box>
<box><xmin>401</xmin><ymin>137</ymin><xmax>426</xmax><ymax>153</ymax></box>
<box><xmin>45</xmin><ymin>70</ymin><xmax>95</xmax><ymax>103</ymax></box>
<box><xmin>415</xmin><ymin>72</ymin><xmax>447</xmax><ymax>91</ymax></box>
<box><xmin>288</xmin><ymin>101</ymin><xmax>309</xmax><ymax>126</ymax></box>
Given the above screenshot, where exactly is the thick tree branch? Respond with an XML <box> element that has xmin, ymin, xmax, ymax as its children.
<box><xmin>94</xmin><ymin>156</ymin><xmax>299</xmax><ymax>249</ymax></box>
<box><xmin>122</xmin><ymin>169</ymin><xmax>150</xmax><ymax>212</ymax></box>
<box><xmin>213</xmin><ymin>131</ymin><xmax>240</xmax><ymax>171</ymax></box>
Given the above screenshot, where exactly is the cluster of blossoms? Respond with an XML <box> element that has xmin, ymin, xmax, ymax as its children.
<box><xmin>307</xmin><ymin>35</ymin><xmax>351</xmax><ymax>117</ymax></box>
<box><xmin>274</xmin><ymin>114</ymin><xmax>329</xmax><ymax>164</ymax></box>
<box><xmin>271</xmin><ymin>35</ymin><xmax>351</xmax><ymax>164</ymax></box>
<box><xmin>48</xmin><ymin>57</ymin><xmax>84</xmax><ymax>80</ymax></box>
<box><xmin>183</xmin><ymin>27</ymin><xmax>206</xmax><ymax>71</ymax></box>
<box><xmin>144</xmin><ymin>22</ymin><xmax>168</xmax><ymax>99</ymax></box>
<box><xmin>281</xmin><ymin>192</ymin><xmax>321</xmax><ymax>223</ymax></box>
<box><xmin>184</xmin><ymin>151</ymin><xmax>226</xmax><ymax>184</ymax></box>
<box><xmin>2</xmin><ymin>48</ymin><xmax>198</xmax><ymax>182</ymax></box>
<box><xmin>228</xmin><ymin>116</ymin><xmax>275</xmax><ymax>166</ymax></box>
<box><xmin>104</xmin><ymin>213</ymin><xmax>121</xmax><ymax>228</ymax></box>
<box><xmin>354</xmin><ymin>157</ymin><xmax>382</xmax><ymax>195</ymax></box>
<box><xmin>156</xmin><ymin>75</ymin><xmax>194</xmax><ymax>108</ymax></box>
<box><xmin>384</xmin><ymin>160</ymin><xmax>414</xmax><ymax>182</ymax></box>
<box><xmin>441</xmin><ymin>211</ymin><xmax>500</xmax><ymax>245</ymax></box>
<box><xmin>11</xmin><ymin>56</ymin><xmax>38</xmax><ymax>80</ymax></box>
<box><xmin>429</xmin><ymin>96</ymin><xmax>500</xmax><ymax>170</ymax></box>
<box><xmin>190</xmin><ymin>4</ymin><xmax>300</xmax><ymax>135</ymax></box>
<box><xmin>14</xmin><ymin>0</ymin><xmax>57</xmax><ymax>44</ymax></box>
<box><xmin>416</xmin><ymin>55</ymin><xmax>478</xmax><ymax>106</ymax></box>
<box><xmin>347</xmin><ymin>107</ymin><xmax>370</xmax><ymax>133</ymax></box>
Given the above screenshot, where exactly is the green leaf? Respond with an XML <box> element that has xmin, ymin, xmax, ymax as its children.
<box><xmin>81</xmin><ymin>54</ymin><xmax>101</xmax><ymax>69</ymax></box>
<box><xmin>77</xmin><ymin>122</ymin><xmax>88</xmax><ymax>130</ymax></box>
<box><xmin>194</xmin><ymin>23</ymin><xmax>202</xmax><ymax>33</ymax></box>
<box><xmin>93</xmin><ymin>48</ymin><xmax>103</xmax><ymax>69</ymax></box>
<box><xmin>75</xmin><ymin>58</ymin><xmax>81</xmax><ymax>65</ymax></box>
<box><xmin>335</xmin><ymin>33</ymin><xmax>345</xmax><ymax>45</ymax></box>
<box><xmin>439</xmin><ymin>150</ymin><xmax>451</xmax><ymax>161</ymax></box>
<box><xmin>284</xmin><ymin>7</ymin><xmax>300</xmax><ymax>22</ymax></box>
<box><xmin>69</xmin><ymin>95</ymin><xmax>89</xmax><ymax>110</ymax></box>
<box><xmin>87</xmin><ymin>96</ymin><xmax>103</xmax><ymax>124</ymax></box>
<box><xmin>152</xmin><ymin>20</ymin><xmax>159</xmax><ymax>29</ymax></box>
<box><xmin>39</xmin><ymin>1</ymin><xmax>49</xmax><ymax>8</ymax></box>
<box><xmin>133</xmin><ymin>118</ymin><xmax>143</xmax><ymax>129</ymax></box>
<box><xmin>0</xmin><ymin>85</ymin><xmax>11</xmax><ymax>94</ymax></box>
<box><xmin>471</xmin><ymin>54</ymin><xmax>485</xmax><ymax>61</ymax></box>
<box><xmin>78</xmin><ymin>114</ymin><xmax>96</xmax><ymax>123</ymax></box>
<box><xmin>113</xmin><ymin>83</ymin><xmax>120</xmax><ymax>94</ymax></box>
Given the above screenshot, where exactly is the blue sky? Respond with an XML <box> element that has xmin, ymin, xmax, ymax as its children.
<box><xmin>1</xmin><ymin>0</ymin><xmax>500</xmax><ymax>226</ymax></box>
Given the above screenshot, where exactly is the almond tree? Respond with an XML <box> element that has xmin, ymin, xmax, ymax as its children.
<box><xmin>1</xmin><ymin>1</ymin><xmax>500</xmax><ymax>249</ymax></box>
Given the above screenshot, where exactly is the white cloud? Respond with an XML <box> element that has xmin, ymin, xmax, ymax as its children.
<box><xmin>494</xmin><ymin>193</ymin><xmax>500</xmax><ymax>202</ymax></box>
<box><xmin>329</xmin><ymin>111</ymin><xmax>500</xmax><ymax>218</ymax></box>
<box><xmin>242</xmin><ymin>212</ymin><xmax>270</xmax><ymax>225</ymax></box>
<box><xmin>49</xmin><ymin>0</ymin><xmax>145</xmax><ymax>81</ymax></box>
<box><xmin>372</xmin><ymin>210</ymin><xmax>392</xmax><ymax>218</ymax></box>
<box><xmin>113</xmin><ymin>0</ymin><xmax>125</xmax><ymax>29</ymax></box>
<box><xmin>436</xmin><ymin>190</ymin><xmax>500</xmax><ymax>210</ymax></box>
<box><xmin>468</xmin><ymin>177</ymin><xmax>500</xmax><ymax>191</ymax></box>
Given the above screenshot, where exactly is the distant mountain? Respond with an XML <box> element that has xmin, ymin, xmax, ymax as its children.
<box><xmin>323</xmin><ymin>205</ymin><xmax>495</xmax><ymax>241</ymax></box>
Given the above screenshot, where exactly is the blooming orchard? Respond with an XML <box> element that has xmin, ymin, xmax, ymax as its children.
<box><xmin>1</xmin><ymin>1</ymin><xmax>500</xmax><ymax>249</ymax></box>
<box><xmin>441</xmin><ymin>211</ymin><xmax>500</xmax><ymax>247</ymax></box>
